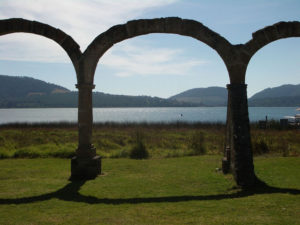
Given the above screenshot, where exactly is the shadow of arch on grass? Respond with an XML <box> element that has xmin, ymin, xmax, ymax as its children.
<box><xmin>0</xmin><ymin>179</ymin><xmax>299</xmax><ymax>205</ymax></box>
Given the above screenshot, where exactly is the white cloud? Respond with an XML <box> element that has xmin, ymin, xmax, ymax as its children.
<box><xmin>0</xmin><ymin>0</ymin><xmax>177</xmax><ymax>52</ymax></box>
<box><xmin>0</xmin><ymin>34</ymin><xmax>71</xmax><ymax>63</ymax></box>
<box><xmin>0</xmin><ymin>0</ymin><xmax>207</xmax><ymax>78</ymax></box>
<box><xmin>100</xmin><ymin>44</ymin><xmax>208</xmax><ymax>77</ymax></box>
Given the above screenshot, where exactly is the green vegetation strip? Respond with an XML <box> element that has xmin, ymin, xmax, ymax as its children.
<box><xmin>0</xmin><ymin>123</ymin><xmax>299</xmax><ymax>159</ymax></box>
<box><xmin>0</xmin><ymin>156</ymin><xmax>299</xmax><ymax>225</ymax></box>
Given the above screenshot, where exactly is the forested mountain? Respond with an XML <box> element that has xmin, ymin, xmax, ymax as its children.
<box><xmin>0</xmin><ymin>75</ymin><xmax>299</xmax><ymax>107</ymax></box>
<box><xmin>0</xmin><ymin>75</ymin><xmax>69</xmax><ymax>99</ymax></box>
<box><xmin>0</xmin><ymin>75</ymin><xmax>195</xmax><ymax>108</ymax></box>
<box><xmin>92</xmin><ymin>92</ymin><xmax>194</xmax><ymax>107</ymax></box>
<box><xmin>249</xmin><ymin>84</ymin><xmax>300</xmax><ymax>100</ymax></box>
<box><xmin>170</xmin><ymin>84</ymin><xmax>300</xmax><ymax>107</ymax></box>
<box><xmin>169</xmin><ymin>87</ymin><xmax>227</xmax><ymax>106</ymax></box>
<box><xmin>248</xmin><ymin>96</ymin><xmax>300</xmax><ymax>107</ymax></box>
<box><xmin>248</xmin><ymin>84</ymin><xmax>300</xmax><ymax>106</ymax></box>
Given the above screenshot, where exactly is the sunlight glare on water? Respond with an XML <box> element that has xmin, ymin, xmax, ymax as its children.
<box><xmin>0</xmin><ymin>107</ymin><xmax>298</xmax><ymax>124</ymax></box>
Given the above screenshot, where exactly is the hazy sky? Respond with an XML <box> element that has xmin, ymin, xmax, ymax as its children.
<box><xmin>0</xmin><ymin>0</ymin><xmax>299</xmax><ymax>98</ymax></box>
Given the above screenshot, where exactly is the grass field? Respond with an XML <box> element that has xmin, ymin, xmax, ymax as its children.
<box><xmin>0</xmin><ymin>156</ymin><xmax>299</xmax><ymax>225</ymax></box>
<box><xmin>0</xmin><ymin>123</ymin><xmax>299</xmax><ymax>224</ymax></box>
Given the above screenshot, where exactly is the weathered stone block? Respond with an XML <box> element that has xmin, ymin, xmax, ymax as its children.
<box><xmin>263</xmin><ymin>25</ymin><xmax>280</xmax><ymax>41</ymax></box>
<box><xmin>54</xmin><ymin>28</ymin><xmax>67</xmax><ymax>44</ymax></box>
<box><xmin>61</xmin><ymin>35</ymin><xmax>80</xmax><ymax>53</ymax></box>
<box><xmin>164</xmin><ymin>17</ymin><xmax>183</xmax><ymax>34</ymax></box>
<box><xmin>126</xmin><ymin>18</ymin><xmax>165</xmax><ymax>37</ymax></box>
<box><xmin>222</xmin><ymin>146</ymin><xmax>231</xmax><ymax>174</ymax></box>
<box><xmin>106</xmin><ymin>25</ymin><xmax>128</xmax><ymax>43</ymax></box>
<box><xmin>70</xmin><ymin>155</ymin><xmax>102</xmax><ymax>180</ymax></box>
<box><xmin>252</xmin><ymin>29</ymin><xmax>269</xmax><ymax>48</ymax></box>
<box><xmin>227</xmin><ymin>84</ymin><xmax>257</xmax><ymax>187</ymax></box>
<box><xmin>182</xmin><ymin>19</ymin><xmax>206</xmax><ymax>39</ymax></box>
<box><xmin>30</xmin><ymin>20</ymin><xmax>47</xmax><ymax>35</ymax></box>
<box><xmin>292</xmin><ymin>21</ymin><xmax>300</xmax><ymax>36</ymax></box>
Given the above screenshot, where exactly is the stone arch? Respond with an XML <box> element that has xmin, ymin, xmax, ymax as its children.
<box><xmin>0</xmin><ymin>18</ymin><xmax>82</xmax><ymax>78</ymax></box>
<box><xmin>244</xmin><ymin>21</ymin><xmax>300</xmax><ymax>62</ymax></box>
<box><xmin>81</xmin><ymin>17</ymin><xmax>233</xmax><ymax>83</ymax></box>
<box><xmin>73</xmin><ymin>17</ymin><xmax>259</xmax><ymax>187</ymax></box>
<box><xmin>244</xmin><ymin>21</ymin><xmax>300</xmax><ymax>95</ymax></box>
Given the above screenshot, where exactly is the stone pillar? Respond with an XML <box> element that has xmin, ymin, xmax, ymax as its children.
<box><xmin>227</xmin><ymin>84</ymin><xmax>257</xmax><ymax>187</ymax></box>
<box><xmin>222</xmin><ymin>89</ymin><xmax>231</xmax><ymax>174</ymax></box>
<box><xmin>70</xmin><ymin>83</ymin><xmax>101</xmax><ymax>180</ymax></box>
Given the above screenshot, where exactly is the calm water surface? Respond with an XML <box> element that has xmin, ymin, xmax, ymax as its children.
<box><xmin>0</xmin><ymin>107</ymin><xmax>298</xmax><ymax>124</ymax></box>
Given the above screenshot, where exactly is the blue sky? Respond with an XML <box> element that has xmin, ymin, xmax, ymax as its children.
<box><xmin>0</xmin><ymin>0</ymin><xmax>299</xmax><ymax>98</ymax></box>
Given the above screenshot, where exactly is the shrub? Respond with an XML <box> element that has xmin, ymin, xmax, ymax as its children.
<box><xmin>0</xmin><ymin>149</ymin><xmax>11</xmax><ymax>159</ymax></box>
<box><xmin>129</xmin><ymin>131</ymin><xmax>149</xmax><ymax>159</ymax></box>
<box><xmin>110</xmin><ymin>149</ymin><xmax>129</xmax><ymax>158</ymax></box>
<box><xmin>13</xmin><ymin>148</ymin><xmax>40</xmax><ymax>158</ymax></box>
<box><xmin>0</xmin><ymin>136</ymin><xmax>5</xmax><ymax>147</ymax></box>
<box><xmin>252</xmin><ymin>138</ymin><xmax>269</xmax><ymax>155</ymax></box>
<box><xmin>189</xmin><ymin>131</ymin><xmax>206</xmax><ymax>155</ymax></box>
<box><xmin>278</xmin><ymin>138</ymin><xmax>290</xmax><ymax>157</ymax></box>
<box><xmin>94</xmin><ymin>138</ymin><xmax>120</xmax><ymax>150</ymax></box>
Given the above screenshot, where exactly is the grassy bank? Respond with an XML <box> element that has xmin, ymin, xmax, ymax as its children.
<box><xmin>0</xmin><ymin>156</ymin><xmax>299</xmax><ymax>224</ymax></box>
<box><xmin>0</xmin><ymin>122</ymin><xmax>299</xmax><ymax>159</ymax></box>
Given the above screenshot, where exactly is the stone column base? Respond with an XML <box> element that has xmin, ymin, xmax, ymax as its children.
<box><xmin>70</xmin><ymin>156</ymin><xmax>102</xmax><ymax>180</ymax></box>
<box><xmin>222</xmin><ymin>158</ymin><xmax>230</xmax><ymax>174</ymax></box>
<box><xmin>222</xmin><ymin>146</ymin><xmax>231</xmax><ymax>174</ymax></box>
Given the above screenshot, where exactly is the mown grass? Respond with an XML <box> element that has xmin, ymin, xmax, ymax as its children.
<box><xmin>0</xmin><ymin>156</ymin><xmax>299</xmax><ymax>225</ymax></box>
<box><xmin>0</xmin><ymin>122</ymin><xmax>299</xmax><ymax>159</ymax></box>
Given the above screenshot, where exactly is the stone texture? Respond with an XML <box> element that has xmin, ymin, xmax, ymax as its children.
<box><xmin>245</xmin><ymin>21</ymin><xmax>300</xmax><ymax>58</ymax></box>
<box><xmin>222</xmin><ymin>91</ymin><xmax>232</xmax><ymax>174</ymax></box>
<box><xmin>0</xmin><ymin>18</ymin><xmax>81</xmax><ymax>68</ymax></box>
<box><xmin>84</xmin><ymin>17</ymin><xmax>232</xmax><ymax>76</ymax></box>
<box><xmin>227</xmin><ymin>84</ymin><xmax>257</xmax><ymax>187</ymax></box>
<box><xmin>76</xmin><ymin>83</ymin><xmax>95</xmax><ymax>157</ymax></box>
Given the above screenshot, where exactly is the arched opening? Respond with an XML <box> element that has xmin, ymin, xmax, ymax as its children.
<box><xmin>69</xmin><ymin>17</ymin><xmax>235</xmax><ymax>181</ymax></box>
<box><xmin>81</xmin><ymin>17</ymin><xmax>231</xmax><ymax>84</ymax></box>
<box><xmin>94</xmin><ymin>33</ymin><xmax>229</xmax><ymax>118</ymax></box>
<box><xmin>247</xmin><ymin>38</ymin><xmax>300</xmax><ymax>106</ymax></box>
<box><xmin>246</xmin><ymin>38</ymin><xmax>300</xmax><ymax>162</ymax></box>
<box><xmin>0</xmin><ymin>33</ymin><xmax>78</xmax><ymax>120</ymax></box>
<box><xmin>85</xmin><ymin>18</ymin><xmax>231</xmax><ymax>123</ymax></box>
<box><xmin>97</xmin><ymin>33</ymin><xmax>229</xmax><ymax>95</ymax></box>
<box><xmin>92</xmin><ymin>33</ymin><xmax>229</xmax><ymax>158</ymax></box>
<box><xmin>0</xmin><ymin>31</ymin><xmax>79</xmax><ymax>159</ymax></box>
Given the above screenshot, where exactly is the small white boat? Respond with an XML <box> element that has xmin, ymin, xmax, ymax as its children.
<box><xmin>281</xmin><ymin>108</ymin><xmax>300</xmax><ymax>126</ymax></box>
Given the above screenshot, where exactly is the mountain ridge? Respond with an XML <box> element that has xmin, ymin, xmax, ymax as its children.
<box><xmin>169</xmin><ymin>87</ymin><xmax>227</xmax><ymax>106</ymax></box>
<box><xmin>0</xmin><ymin>75</ymin><xmax>196</xmax><ymax>108</ymax></box>
<box><xmin>0</xmin><ymin>75</ymin><xmax>70</xmax><ymax>99</ymax></box>
<box><xmin>0</xmin><ymin>75</ymin><xmax>299</xmax><ymax>107</ymax></box>
<box><xmin>250</xmin><ymin>84</ymin><xmax>300</xmax><ymax>99</ymax></box>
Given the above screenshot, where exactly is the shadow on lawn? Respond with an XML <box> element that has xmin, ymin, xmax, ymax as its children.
<box><xmin>0</xmin><ymin>179</ymin><xmax>299</xmax><ymax>205</ymax></box>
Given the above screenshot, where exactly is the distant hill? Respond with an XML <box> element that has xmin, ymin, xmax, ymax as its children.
<box><xmin>250</xmin><ymin>84</ymin><xmax>300</xmax><ymax>100</ymax></box>
<box><xmin>1</xmin><ymin>75</ymin><xmax>299</xmax><ymax>107</ymax></box>
<box><xmin>169</xmin><ymin>87</ymin><xmax>227</xmax><ymax>106</ymax></box>
<box><xmin>0</xmin><ymin>75</ymin><xmax>70</xmax><ymax>99</ymax></box>
<box><xmin>0</xmin><ymin>75</ymin><xmax>195</xmax><ymax>108</ymax></box>
<box><xmin>248</xmin><ymin>84</ymin><xmax>300</xmax><ymax>106</ymax></box>
<box><xmin>248</xmin><ymin>96</ymin><xmax>300</xmax><ymax>107</ymax></box>
<box><xmin>92</xmin><ymin>92</ymin><xmax>194</xmax><ymax>107</ymax></box>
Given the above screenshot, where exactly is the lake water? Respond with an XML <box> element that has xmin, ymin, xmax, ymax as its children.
<box><xmin>0</xmin><ymin>107</ymin><xmax>298</xmax><ymax>124</ymax></box>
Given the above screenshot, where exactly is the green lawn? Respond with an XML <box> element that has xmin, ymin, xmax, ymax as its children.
<box><xmin>0</xmin><ymin>155</ymin><xmax>299</xmax><ymax>225</ymax></box>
